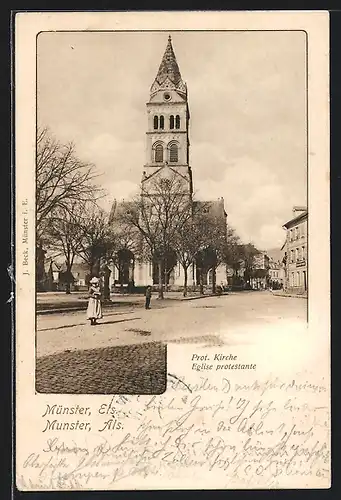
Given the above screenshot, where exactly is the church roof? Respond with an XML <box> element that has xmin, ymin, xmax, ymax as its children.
<box><xmin>193</xmin><ymin>199</ymin><xmax>227</xmax><ymax>218</ymax></box>
<box><xmin>151</xmin><ymin>36</ymin><xmax>186</xmax><ymax>94</ymax></box>
<box><xmin>109</xmin><ymin>199</ymin><xmax>138</xmax><ymax>224</ymax></box>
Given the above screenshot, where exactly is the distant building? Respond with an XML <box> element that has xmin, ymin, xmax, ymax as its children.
<box><xmin>253</xmin><ymin>252</ymin><xmax>269</xmax><ymax>271</ymax></box>
<box><xmin>268</xmin><ymin>258</ymin><xmax>284</xmax><ymax>288</ymax></box>
<box><xmin>266</xmin><ymin>248</ymin><xmax>285</xmax><ymax>288</ymax></box>
<box><xmin>42</xmin><ymin>257</ymin><xmax>89</xmax><ymax>292</ymax></box>
<box><xmin>70</xmin><ymin>263</ymin><xmax>89</xmax><ymax>289</ymax></box>
<box><xmin>282</xmin><ymin>206</ymin><xmax>308</xmax><ymax>294</ymax></box>
<box><xmin>251</xmin><ymin>252</ymin><xmax>270</xmax><ymax>290</ymax></box>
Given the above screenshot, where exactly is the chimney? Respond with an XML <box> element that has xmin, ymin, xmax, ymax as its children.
<box><xmin>292</xmin><ymin>205</ymin><xmax>307</xmax><ymax>216</ymax></box>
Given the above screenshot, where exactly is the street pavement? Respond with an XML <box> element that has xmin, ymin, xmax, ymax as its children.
<box><xmin>35</xmin><ymin>291</ymin><xmax>307</xmax><ymax>394</ymax></box>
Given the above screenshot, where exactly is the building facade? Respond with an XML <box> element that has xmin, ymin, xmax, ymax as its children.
<box><xmin>42</xmin><ymin>257</ymin><xmax>89</xmax><ymax>292</ymax></box>
<box><xmin>110</xmin><ymin>36</ymin><xmax>228</xmax><ymax>290</ymax></box>
<box><xmin>282</xmin><ymin>207</ymin><xmax>308</xmax><ymax>294</ymax></box>
<box><xmin>268</xmin><ymin>259</ymin><xmax>284</xmax><ymax>289</ymax></box>
<box><xmin>250</xmin><ymin>252</ymin><xmax>270</xmax><ymax>290</ymax></box>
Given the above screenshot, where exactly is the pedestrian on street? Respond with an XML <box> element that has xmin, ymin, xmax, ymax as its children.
<box><xmin>145</xmin><ymin>285</ymin><xmax>152</xmax><ymax>310</ymax></box>
<box><xmin>87</xmin><ymin>276</ymin><xmax>103</xmax><ymax>325</ymax></box>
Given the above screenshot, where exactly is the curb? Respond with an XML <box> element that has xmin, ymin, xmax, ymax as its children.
<box><xmin>36</xmin><ymin>293</ymin><xmax>229</xmax><ymax>315</ymax></box>
<box><xmin>37</xmin><ymin>301</ymin><xmax>140</xmax><ymax>315</ymax></box>
<box><xmin>272</xmin><ymin>293</ymin><xmax>308</xmax><ymax>299</ymax></box>
<box><xmin>169</xmin><ymin>293</ymin><xmax>229</xmax><ymax>301</ymax></box>
<box><xmin>38</xmin><ymin>307</ymin><xmax>88</xmax><ymax>315</ymax></box>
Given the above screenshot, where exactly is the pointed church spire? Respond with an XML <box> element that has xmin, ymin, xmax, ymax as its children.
<box><xmin>155</xmin><ymin>35</ymin><xmax>182</xmax><ymax>85</ymax></box>
<box><xmin>150</xmin><ymin>36</ymin><xmax>186</xmax><ymax>95</ymax></box>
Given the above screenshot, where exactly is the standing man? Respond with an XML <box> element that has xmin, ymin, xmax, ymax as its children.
<box><xmin>145</xmin><ymin>285</ymin><xmax>152</xmax><ymax>310</ymax></box>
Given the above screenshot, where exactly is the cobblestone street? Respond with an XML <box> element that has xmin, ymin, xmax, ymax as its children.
<box><xmin>36</xmin><ymin>291</ymin><xmax>307</xmax><ymax>394</ymax></box>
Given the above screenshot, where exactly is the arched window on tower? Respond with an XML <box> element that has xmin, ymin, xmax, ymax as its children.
<box><xmin>155</xmin><ymin>144</ymin><xmax>163</xmax><ymax>163</ymax></box>
<box><xmin>160</xmin><ymin>115</ymin><xmax>164</xmax><ymax>129</ymax></box>
<box><xmin>170</xmin><ymin>115</ymin><xmax>174</xmax><ymax>129</ymax></box>
<box><xmin>169</xmin><ymin>143</ymin><xmax>178</xmax><ymax>163</ymax></box>
<box><xmin>153</xmin><ymin>115</ymin><xmax>158</xmax><ymax>130</ymax></box>
<box><xmin>175</xmin><ymin>115</ymin><xmax>180</xmax><ymax>129</ymax></box>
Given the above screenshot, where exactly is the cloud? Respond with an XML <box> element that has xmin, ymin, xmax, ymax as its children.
<box><xmin>77</xmin><ymin>133</ymin><xmax>145</xmax><ymax>184</ymax></box>
<box><xmin>257</xmin><ymin>223</ymin><xmax>286</xmax><ymax>250</ymax></box>
<box><xmin>195</xmin><ymin>156</ymin><xmax>302</xmax><ymax>249</ymax></box>
<box><xmin>98</xmin><ymin>180</ymin><xmax>139</xmax><ymax>211</ymax></box>
<box><xmin>38</xmin><ymin>32</ymin><xmax>307</xmax><ymax>252</ymax></box>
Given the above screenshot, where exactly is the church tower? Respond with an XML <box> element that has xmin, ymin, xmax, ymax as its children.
<box><xmin>142</xmin><ymin>36</ymin><xmax>193</xmax><ymax>196</ymax></box>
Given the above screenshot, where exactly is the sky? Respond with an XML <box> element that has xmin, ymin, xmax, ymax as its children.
<box><xmin>37</xmin><ymin>30</ymin><xmax>307</xmax><ymax>251</ymax></box>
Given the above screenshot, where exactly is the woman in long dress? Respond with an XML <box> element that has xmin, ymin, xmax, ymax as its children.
<box><xmin>87</xmin><ymin>277</ymin><xmax>103</xmax><ymax>325</ymax></box>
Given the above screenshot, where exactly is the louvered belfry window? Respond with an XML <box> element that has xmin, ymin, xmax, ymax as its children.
<box><xmin>169</xmin><ymin>143</ymin><xmax>178</xmax><ymax>162</ymax></box>
<box><xmin>175</xmin><ymin>115</ymin><xmax>180</xmax><ymax>129</ymax></box>
<box><xmin>155</xmin><ymin>144</ymin><xmax>163</xmax><ymax>162</ymax></box>
<box><xmin>170</xmin><ymin>115</ymin><xmax>174</xmax><ymax>129</ymax></box>
<box><xmin>160</xmin><ymin>115</ymin><xmax>164</xmax><ymax>129</ymax></box>
<box><xmin>153</xmin><ymin>115</ymin><xmax>158</xmax><ymax>129</ymax></box>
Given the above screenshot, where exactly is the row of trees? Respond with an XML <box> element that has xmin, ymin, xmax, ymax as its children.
<box><xmin>115</xmin><ymin>175</ymin><xmax>228</xmax><ymax>297</ymax></box>
<box><xmin>36</xmin><ymin>128</ymin><xmax>115</xmax><ymax>294</ymax></box>
<box><xmin>36</xmin><ymin>129</ymin><xmax>262</xmax><ymax>297</ymax></box>
<box><xmin>113</xmin><ymin>171</ymin><xmax>263</xmax><ymax>298</ymax></box>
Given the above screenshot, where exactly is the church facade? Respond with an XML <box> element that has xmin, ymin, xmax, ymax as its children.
<box><xmin>110</xmin><ymin>36</ymin><xmax>228</xmax><ymax>290</ymax></box>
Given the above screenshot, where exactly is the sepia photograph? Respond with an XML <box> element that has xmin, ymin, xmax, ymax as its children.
<box><xmin>15</xmin><ymin>12</ymin><xmax>330</xmax><ymax>491</ymax></box>
<box><xmin>35</xmin><ymin>30</ymin><xmax>308</xmax><ymax>394</ymax></box>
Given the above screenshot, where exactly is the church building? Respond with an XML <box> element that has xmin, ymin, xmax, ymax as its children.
<box><xmin>110</xmin><ymin>36</ymin><xmax>228</xmax><ymax>290</ymax></box>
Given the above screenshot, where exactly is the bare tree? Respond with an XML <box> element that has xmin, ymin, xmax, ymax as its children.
<box><xmin>240</xmin><ymin>243</ymin><xmax>261</xmax><ymax>286</ymax></box>
<box><xmin>72</xmin><ymin>204</ymin><xmax>118</xmax><ymax>299</ymax></box>
<box><xmin>116</xmin><ymin>173</ymin><xmax>192</xmax><ymax>299</ymax></box>
<box><xmin>186</xmin><ymin>206</ymin><xmax>230</xmax><ymax>295</ymax></box>
<box><xmin>222</xmin><ymin>237</ymin><xmax>263</xmax><ymax>289</ymax></box>
<box><xmin>110</xmin><ymin>206</ymin><xmax>141</xmax><ymax>292</ymax></box>
<box><xmin>36</xmin><ymin>128</ymin><xmax>101</xmax><ymax>241</ymax></box>
<box><xmin>76</xmin><ymin>204</ymin><xmax>114</xmax><ymax>276</ymax></box>
<box><xmin>222</xmin><ymin>229</ymin><xmax>244</xmax><ymax>283</ymax></box>
<box><xmin>173</xmin><ymin>205</ymin><xmax>213</xmax><ymax>297</ymax></box>
<box><xmin>207</xmin><ymin>217</ymin><xmax>229</xmax><ymax>294</ymax></box>
<box><xmin>44</xmin><ymin>201</ymin><xmax>85</xmax><ymax>294</ymax></box>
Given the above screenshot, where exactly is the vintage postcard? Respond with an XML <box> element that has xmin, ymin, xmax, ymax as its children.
<box><xmin>15</xmin><ymin>11</ymin><xmax>330</xmax><ymax>490</ymax></box>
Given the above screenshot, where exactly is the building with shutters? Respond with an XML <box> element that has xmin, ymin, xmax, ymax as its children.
<box><xmin>282</xmin><ymin>206</ymin><xmax>308</xmax><ymax>294</ymax></box>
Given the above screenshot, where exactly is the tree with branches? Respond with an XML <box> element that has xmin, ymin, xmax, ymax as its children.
<box><xmin>110</xmin><ymin>205</ymin><xmax>141</xmax><ymax>293</ymax></box>
<box><xmin>206</xmin><ymin>216</ymin><xmax>229</xmax><ymax>294</ymax></box>
<box><xmin>44</xmin><ymin>201</ymin><xmax>85</xmax><ymax>294</ymax></box>
<box><xmin>183</xmin><ymin>203</ymin><xmax>230</xmax><ymax>295</ymax></box>
<box><xmin>36</xmin><ymin>128</ymin><xmax>102</xmax><ymax>288</ymax></box>
<box><xmin>116</xmin><ymin>173</ymin><xmax>192</xmax><ymax>299</ymax></box>
<box><xmin>240</xmin><ymin>243</ymin><xmax>261</xmax><ymax>286</ymax></box>
<box><xmin>222</xmin><ymin>229</ymin><xmax>244</xmax><ymax>284</ymax></box>
<box><xmin>173</xmin><ymin>204</ymin><xmax>214</xmax><ymax>296</ymax></box>
<box><xmin>74</xmin><ymin>204</ymin><xmax>117</xmax><ymax>299</ymax></box>
<box><xmin>76</xmin><ymin>204</ymin><xmax>115</xmax><ymax>277</ymax></box>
